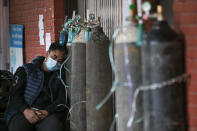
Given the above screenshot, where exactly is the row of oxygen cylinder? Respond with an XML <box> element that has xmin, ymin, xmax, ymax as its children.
<box><xmin>65</xmin><ymin>19</ymin><xmax>186</xmax><ymax>131</ymax></box>
<box><xmin>65</xmin><ymin>26</ymin><xmax>112</xmax><ymax>131</ymax></box>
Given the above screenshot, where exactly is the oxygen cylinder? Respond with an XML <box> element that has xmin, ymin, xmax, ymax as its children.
<box><xmin>63</xmin><ymin>43</ymin><xmax>71</xmax><ymax>131</ymax></box>
<box><xmin>142</xmin><ymin>20</ymin><xmax>186</xmax><ymax>131</ymax></box>
<box><xmin>86</xmin><ymin>26</ymin><xmax>113</xmax><ymax>131</ymax></box>
<box><xmin>65</xmin><ymin>27</ymin><xmax>74</xmax><ymax>97</ymax></box>
<box><xmin>59</xmin><ymin>31</ymin><xmax>66</xmax><ymax>46</ymax></box>
<box><xmin>65</xmin><ymin>44</ymin><xmax>71</xmax><ymax>97</ymax></box>
<box><xmin>70</xmin><ymin>29</ymin><xmax>87</xmax><ymax>131</ymax></box>
<box><xmin>114</xmin><ymin>23</ymin><xmax>143</xmax><ymax>131</ymax></box>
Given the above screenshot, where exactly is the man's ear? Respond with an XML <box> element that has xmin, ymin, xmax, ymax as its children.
<box><xmin>46</xmin><ymin>51</ymin><xmax>49</xmax><ymax>57</ymax></box>
<box><xmin>45</xmin><ymin>51</ymin><xmax>49</xmax><ymax>61</ymax></box>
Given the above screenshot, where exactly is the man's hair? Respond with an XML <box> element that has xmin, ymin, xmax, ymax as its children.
<box><xmin>48</xmin><ymin>41</ymin><xmax>68</xmax><ymax>55</ymax></box>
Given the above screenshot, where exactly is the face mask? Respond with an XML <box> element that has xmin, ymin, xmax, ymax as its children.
<box><xmin>45</xmin><ymin>57</ymin><xmax>61</xmax><ymax>71</ymax></box>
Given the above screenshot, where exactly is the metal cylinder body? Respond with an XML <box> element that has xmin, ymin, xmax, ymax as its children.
<box><xmin>65</xmin><ymin>45</ymin><xmax>72</xmax><ymax>97</ymax></box>
<box><xmin>115</xmin><ymin>24</ymin><xmax>143</xmax><ymax>131</ymax></box>
<box><xmin>63</xmin><ymin>44</ymin><xmax>72</xmax><ymax>131</ymax></box>
<box><xmin>70</xmin><ymin>43</ymin><xmax>86</xmax><ymax>131</ymax></box>
<box><xmin>86</xmin><ymin>26</ymin><xmax>113</xmax><ymax>131</ymax></box>
<box><xmin>142</xmin><ymin>21</ymin><xmax>186</xmax><ymax>131</ymax></box>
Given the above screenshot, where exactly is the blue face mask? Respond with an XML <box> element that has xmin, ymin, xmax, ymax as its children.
<box><xmin>45</xmin><ymin>57</ymin><xmax>61</xmax><ymax>71</ymax></box>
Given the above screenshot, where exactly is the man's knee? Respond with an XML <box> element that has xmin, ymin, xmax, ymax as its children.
<box><xmin>36</xmin><ymin>114</ymin><xmax>63</xmax><ymax>131</ymax></box>
<box><xmin>8</xmin><ymin>113</ymin><xmax>34</xmax><ymax>131</ymax></box>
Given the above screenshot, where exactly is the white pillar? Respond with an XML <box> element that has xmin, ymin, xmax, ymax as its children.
<box><xmin>0</xmin><ymin>0</ymin><xmax>10</xmax><ymax>70</ymax></box>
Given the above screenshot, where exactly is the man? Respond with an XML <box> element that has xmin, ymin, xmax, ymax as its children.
<box><xmin>5</xmin><ymin>42</ymin><xmax>69</xmax><ymax>131</ymax></box>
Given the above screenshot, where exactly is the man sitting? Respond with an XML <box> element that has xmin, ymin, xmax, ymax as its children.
<box><xmin>5</xmin><ymin>42</ymin><xmax>69</xmax><ymax>131</ymax></box>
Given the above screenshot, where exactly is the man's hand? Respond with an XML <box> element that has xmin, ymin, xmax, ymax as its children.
<box><xmin>35</xmin><ymin>110</ymin><xmax>49</xmax><ymax>120</ymax></box>
<box><xmin>23</xmin><ymin>108</ymin><xmax>40</xmax><ymax>124</ymax></box>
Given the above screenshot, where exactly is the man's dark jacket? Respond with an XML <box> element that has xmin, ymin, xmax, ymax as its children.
<box><xmin>4</xmin><ymin>56</ymin><xmax>68</xmax><ymax>125</ymax></box>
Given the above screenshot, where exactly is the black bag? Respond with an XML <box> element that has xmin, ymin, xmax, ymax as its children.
<box><xmin>0</xmin><ymin>70</ymin><xmax>13</xmax><ymax>113</ymax></box>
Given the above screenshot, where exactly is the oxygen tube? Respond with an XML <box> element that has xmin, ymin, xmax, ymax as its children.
<box><xmin>58</xmin><ymin>12</ymin><xmax>82</xmax><ymax>108</ymax></box>
<box><xmin>136</xmin><ymin>0</ymin><xmax>144</xmax><ymax>47</ymax></box>
<box><xmin>96</xmin><ymin>0</ymin><xmax>143</xmax><ymax>110</ymax></box>
<box><xmin>95</xmin><ymin>0</ymin><xmax>146</xmax><ymax>130</ymax></box>
<box><xmin>58</xmin><ymin>11</ymin><xmax>99</xmax><ymax>89</ymax></box>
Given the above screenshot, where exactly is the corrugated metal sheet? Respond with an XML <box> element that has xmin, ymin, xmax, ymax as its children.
<box><xmin>86</xmin><ymin>0</ymin><xmax>122</xmax><ymax>39</ymax></box>
<box><xmin>86</xmin><ymin>0</ymin><xmax>174</xmax><ymax>37</ymax></box>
